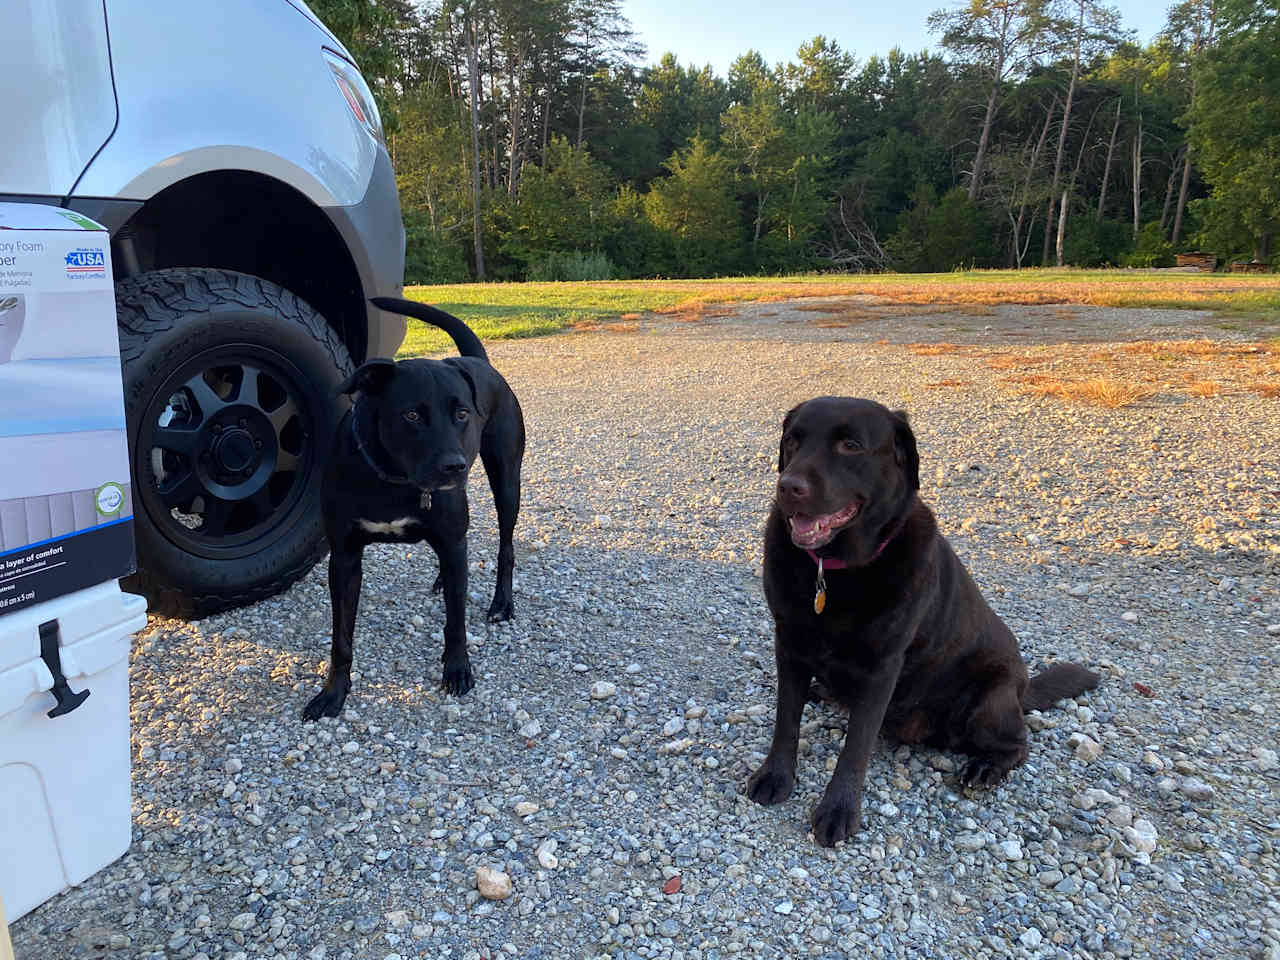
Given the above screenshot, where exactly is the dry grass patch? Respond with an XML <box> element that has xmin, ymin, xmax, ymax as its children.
<box><xmin>1015</xmin><ymin>377</ymin><xmax>1158</xmax><ymax>408</ymax></box>
<box><xmin>1121</xmin><ymin>339</ymin><xmax>1220</xmax><ymax>358</ymax></box>
<box><xmin>1183</xmin><ymin>380</ymin><xmax>1220</xmax><ymax>397</ymax></box>
<box><xmin>1249</xmin><ymin>381</ymin><xmax>1280</xmax><ymax>398</ymax></box>
<box><xmin>985</xmin><ymin>353</ymin><xmax>1046</xmax><ymax>371</ymax></box>
<box><xmin>908</xmin><ymin>342</ymin><xmax>970</xmax><ymax>356</ymax></box>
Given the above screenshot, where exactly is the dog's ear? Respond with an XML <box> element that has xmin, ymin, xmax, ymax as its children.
<box><xmin>337</xmin><ymin>359</ymin><xmax>396</xmax><ymax>397</ymax></box>
<box><xmin>777</xmin><ymin>402</ymin><xmax>803</xmax><ymax>472</ymax></box>
<box><xmin>444</xmin><ymin>357</ymin><xmax>489</xmax><ymax>420</ymax></box>
<box><xmin>891</xmin><ymin>409</ymin><xmax>920</xmax><ymax>492</ymax></box>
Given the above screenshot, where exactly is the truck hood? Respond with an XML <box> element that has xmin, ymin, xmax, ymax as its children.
<box><xmin>282</xmin><ymin>0</ymin><xmax>358</xmax><ymax>65</ymax></box>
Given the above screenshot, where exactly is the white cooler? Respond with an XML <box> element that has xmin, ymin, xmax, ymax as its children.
<box><xmin>0</xmin><ymin>581</ymin><xmax>145</xmax><ymax>921</ymax></box>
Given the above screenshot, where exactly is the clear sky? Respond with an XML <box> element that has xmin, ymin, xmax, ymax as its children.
<box><xmin>622</xmin><ymin>0</ymin><xmax>1173</xmax><ymax>77</ymax></box>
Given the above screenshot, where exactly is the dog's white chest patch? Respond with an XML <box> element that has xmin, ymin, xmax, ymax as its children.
<box><xmin>358</xmin><ymin>517</ymin><xmax>418</xmax><ymax>535</ymax></box>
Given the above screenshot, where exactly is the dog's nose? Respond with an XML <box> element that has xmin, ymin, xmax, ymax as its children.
<box><xmin>777</xmin><ymin>473</ymin><xmax>810</xmax><ymax>500</ymax></box>
<box><xmin>439</xmin><ymin>454</ymin><xmax>467</xmax><ymax>476</ymax></box>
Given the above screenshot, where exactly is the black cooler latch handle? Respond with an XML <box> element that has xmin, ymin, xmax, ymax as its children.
<box><xmin>38</xmin><ymin>619</ymin><xmax>90</xmax><ymax>718</ymax></box>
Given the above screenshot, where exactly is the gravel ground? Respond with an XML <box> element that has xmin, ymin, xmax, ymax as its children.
<box><xmin>13</xmin><ymin>301</ymin><xmax>1280</xmax><ymax>960</ymax></box>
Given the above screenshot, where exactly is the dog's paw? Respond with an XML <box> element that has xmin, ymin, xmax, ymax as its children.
<box><xmin>302</xmin><ymin>685</ymin><xmax>349</xmax><ymax>722</ymax></box>
<box><xmin>962</xmin><ymin>757</ymin><xmax>1012</xmax><ymax>788</ymax></box>
<box><xmin>441</xmin><ymin>659</ymin><xmax>475</xmax><ymax>697</ymax></box>
<box><xmin>746</xmin><ymin>760</ymin><xmax>795</xmax><ymax>806</ymax></box>
<box><xmin>810</xmin><ymin>796</ymin><xmax>861</xmax><ymax>847</ymax></box>
<box><xmin>487</xmin><ymin>595</ymin><xmax>514</xmax><ymax>622</ymax></box>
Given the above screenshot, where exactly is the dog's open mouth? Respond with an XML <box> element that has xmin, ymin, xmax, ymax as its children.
<box><xmin>788</xmin><ymin>501</ymin><xmax>861</xmax><ymax>550</ymax></box>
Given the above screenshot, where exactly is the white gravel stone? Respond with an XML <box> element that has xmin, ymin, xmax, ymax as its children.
<box><xmin>996</xmin><ymin>839</ymin><xmax>1024</xmax><ymax>862</ymax></box>
<box><xmin>536</xmin><ymin>839</ymin><xmax>558</xmax><ymax>870</ymax></box>
<box><xmin>1072</xmin><ymin>734</ymin><xmax>1103</xmax><ymax>763</ymax></box>
<box><xmin>589</xmin><ymin>681</ymin><xmax>617</xmax><ymax>700</ymax></box>
<box><xmin>1125</xmin><ymin>819</ymin><xmax>1159</xmax><ymax>855</ymax></box>
<box><xmin>1179</xmin><ymin>777</ymin><xmax>1215</xmax><ymax>801</ymax></box>
<box><xmin>476</xmin><ymin>866</ymin><xmax>513</xmax><ymax>900</ymax></box>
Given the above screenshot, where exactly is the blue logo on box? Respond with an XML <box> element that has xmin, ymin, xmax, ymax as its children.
<box><xmin>65</xmin><ymin>247</ymin><xmax>106</xmax><ymax>278</ymax></box>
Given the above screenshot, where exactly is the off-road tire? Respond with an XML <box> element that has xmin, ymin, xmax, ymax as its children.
<box><xmin>116</xmin><ymin>268</ymin><xmax>352</xmax><ymax>619</ymax></box>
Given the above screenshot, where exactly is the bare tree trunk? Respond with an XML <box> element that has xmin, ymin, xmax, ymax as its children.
<box><xmin>466</xmin><ymin>13</ymin><xmax>486</xmax><ymax>280</ymax></box>
<box><xmin>487</xmin><ymin>24</ymin><xmax>500</xmax><ymax>190</ymax></box>
<box><xmin>541</xmin><ymin>87</ymin><xmax>550</xmax><ymax>161</ymax></box>
<box><xmin>1068</xmin><ymin>98</ymin><xmax>1102</xmax><ymax>194</ymax></box>
<box><xmin>1172</xmin><ymin>139</ymin><xmax>1194</xmax><ymax>246</ymax></box>
<box><xmin>1131</xmin><ymin>112</ymin><xmax>1143</xmax><ymax>238</ymax></box>
<box><xmin>1096</xmin><ymin>98</ymin><xmax>1121</xmax><ymax>222</ymax></box>
<box><xmin>1044</xmin><ymin>0</ymin><xmax>1084</xmax><ymax>265</ymax></box>
<box><xmin>1055</xmin><ymin>188</ymin><xmax>1068</xmax><ymax>265</ymax></box>
<box><xmin>753</xmin><ymin>192</ymin><xmax>768</xmax><ymax>252</ymax></box>
<box><xmin>577</xmin><ymin>73</ymin><xmax>588</xmax><ymax>149</ymax></box>
<box><xmin>1172</xmin><ymin>7</ymin><xmax>1213</xmax><ymax>245</ymax></box>
<box><xmin>1014</xmin><ymin>96</ymin><xmax>1058</xmax><ymax>267</ymax></box>
<box><xmin>969</xmin><ymin>75</ymin><xmax>1003</xmax><ymax>201</ymax></box>
<box><xmin>1160</xmin><ymin>147</ymin><xmax>1181</xmax><ymax>233</ymax></box>
<box><xmin>507</xmin><ymin>59</ymin><xmax>522</xmax><ymax>196</ymax></box>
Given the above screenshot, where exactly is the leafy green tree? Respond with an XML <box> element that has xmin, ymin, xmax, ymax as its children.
<box><xmin>643</xmin><ymin>137</ymin><xmax>742</xmax><ymax>275</ymax></box>
<box><xmin>722</xmin><ymin>59</ymin><xmax>793</xmax><ymax>259</ymax></box>
<box><xmin>635</xmin><ymin>56</ymin><xmax>730</xmax><ymax>183</ymax></box>
<box><xmin>604</xmin><ymin>185</ymin><xmax>675</xmax><ymax>277</ymax></box>
<box><xmin>1186</xmin><ymin>0</ymin><xmax>1278</xmax><ymax>262</ymax></box>
<box><xmin>781</xmin><ymin>36</ymin><xmax>856</xmax><ymax>121</ymax></box>
<box><xmin>887</xmin><ymin>185</ymin><xmax>999</xmax><ymax>270</ymax></box>
<box><xmin>392</xmin><ymin>87</ymin><xmax>472</xmax><ymax>282</ymax></box>
<box><xmin>502</xmin><ymin>137</ymin><xmax>615</xmax><ymax>272</ymax></box>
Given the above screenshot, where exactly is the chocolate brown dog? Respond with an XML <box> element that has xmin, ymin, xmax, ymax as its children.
<box><xmin>747</xmin><ymin>397</ymin><xmax>1098</xmax><ymax>846</ymax></box>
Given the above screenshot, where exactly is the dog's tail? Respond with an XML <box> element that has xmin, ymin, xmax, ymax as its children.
<box><xmin>1023</xmin><ymin>662</ymin><xmax>1100</xmax><ymax>713</ymax></box>
<box><xmin>371</xmin><ymin>296</ymin><xmax>489</xmax><ymax>363</ymax></box>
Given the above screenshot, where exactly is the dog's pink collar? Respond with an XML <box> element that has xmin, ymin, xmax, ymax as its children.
<box><xmin>805</xmin><ymin>532</ymin><xmax>894</xmax><ymax>570</ymax></box>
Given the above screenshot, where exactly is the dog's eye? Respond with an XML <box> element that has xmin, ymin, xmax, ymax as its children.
<box><xmin>403</xmin><ymin>411</ymin><xmax>420</xmax><ymax>423</ymax></box>
<box><xmin>455</xmin><ymin>408</ymin><xmax>469</xmax><ymax>423</ymax></box>
<box><xmin>837</xmin><ymin>438</ymin><xmax>863</xmax><ymax>454</ymax></box>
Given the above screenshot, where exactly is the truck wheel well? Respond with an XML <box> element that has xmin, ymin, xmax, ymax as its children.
<box><xmin>115</xmin><ymin>171</ymin><xmax>367</xmax><ymax>360</ymax></box>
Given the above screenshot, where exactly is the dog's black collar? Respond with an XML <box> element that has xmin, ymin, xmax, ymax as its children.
<box><xmin>350</xmin><ymin>400</ymin><xmax>413</xmax><ymax>486</ymax></box>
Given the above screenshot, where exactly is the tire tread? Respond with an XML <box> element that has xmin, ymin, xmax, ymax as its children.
<box><xmin>115</xmin><ymin>268</ymin><xmax>350</xmax><ymax>619</ymax></box>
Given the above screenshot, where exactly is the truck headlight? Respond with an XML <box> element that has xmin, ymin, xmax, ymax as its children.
<box><xmin>324</xmin><ymin>48</ymin><xmax>384</xmax><ymax>145</ymax></box>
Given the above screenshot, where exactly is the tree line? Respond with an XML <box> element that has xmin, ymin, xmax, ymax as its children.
<box><xmin>311</xmin><ymin>0</ymin><xmax>1278</xmax><ymax>281</ymax></box>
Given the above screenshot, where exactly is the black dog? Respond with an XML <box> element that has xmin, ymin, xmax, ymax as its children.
<box><xmin>747</xmin><ymin>397</ymin><xmax>1098</xmax><ymax>845</ymax></box>
<box><xmin>302</xmin><ymin>297</ymin><xmax>525</xmax><ymax>721</ymax></box>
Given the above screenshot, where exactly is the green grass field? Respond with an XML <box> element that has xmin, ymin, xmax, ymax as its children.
<box><xmin>396</xmin><ymin>269</ymin><xmax>1280</xmax><ymax>357</ymax></box>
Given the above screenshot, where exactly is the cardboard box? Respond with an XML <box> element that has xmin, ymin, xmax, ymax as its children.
<box><xmin>0</xmin><ymin>204</ymin><xmax>135</xmax><ymax>616</ymax></box>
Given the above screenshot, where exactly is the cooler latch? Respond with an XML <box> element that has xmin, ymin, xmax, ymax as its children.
<box><xmin>38</xmin><ymin>620</ymin><xmax>90</xmax><ymax>718</ymax></box>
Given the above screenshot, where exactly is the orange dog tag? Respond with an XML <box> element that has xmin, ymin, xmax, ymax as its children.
<box><xmin>813</xmin><ymin>558</ymin><xmax>827</xmax><ymax>615</ymax></box>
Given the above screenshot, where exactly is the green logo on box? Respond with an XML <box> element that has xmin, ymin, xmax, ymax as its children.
<box><xmin>96</xmin><ymin>482</ymin><xmax>125</xmax><ymax>516</ymax></box>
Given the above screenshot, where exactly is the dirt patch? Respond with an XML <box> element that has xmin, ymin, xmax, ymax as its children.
<box><xmin>609</xmin><ymin>296</ymin><xmax>1280</xmax><ymax>407</ymax></box>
